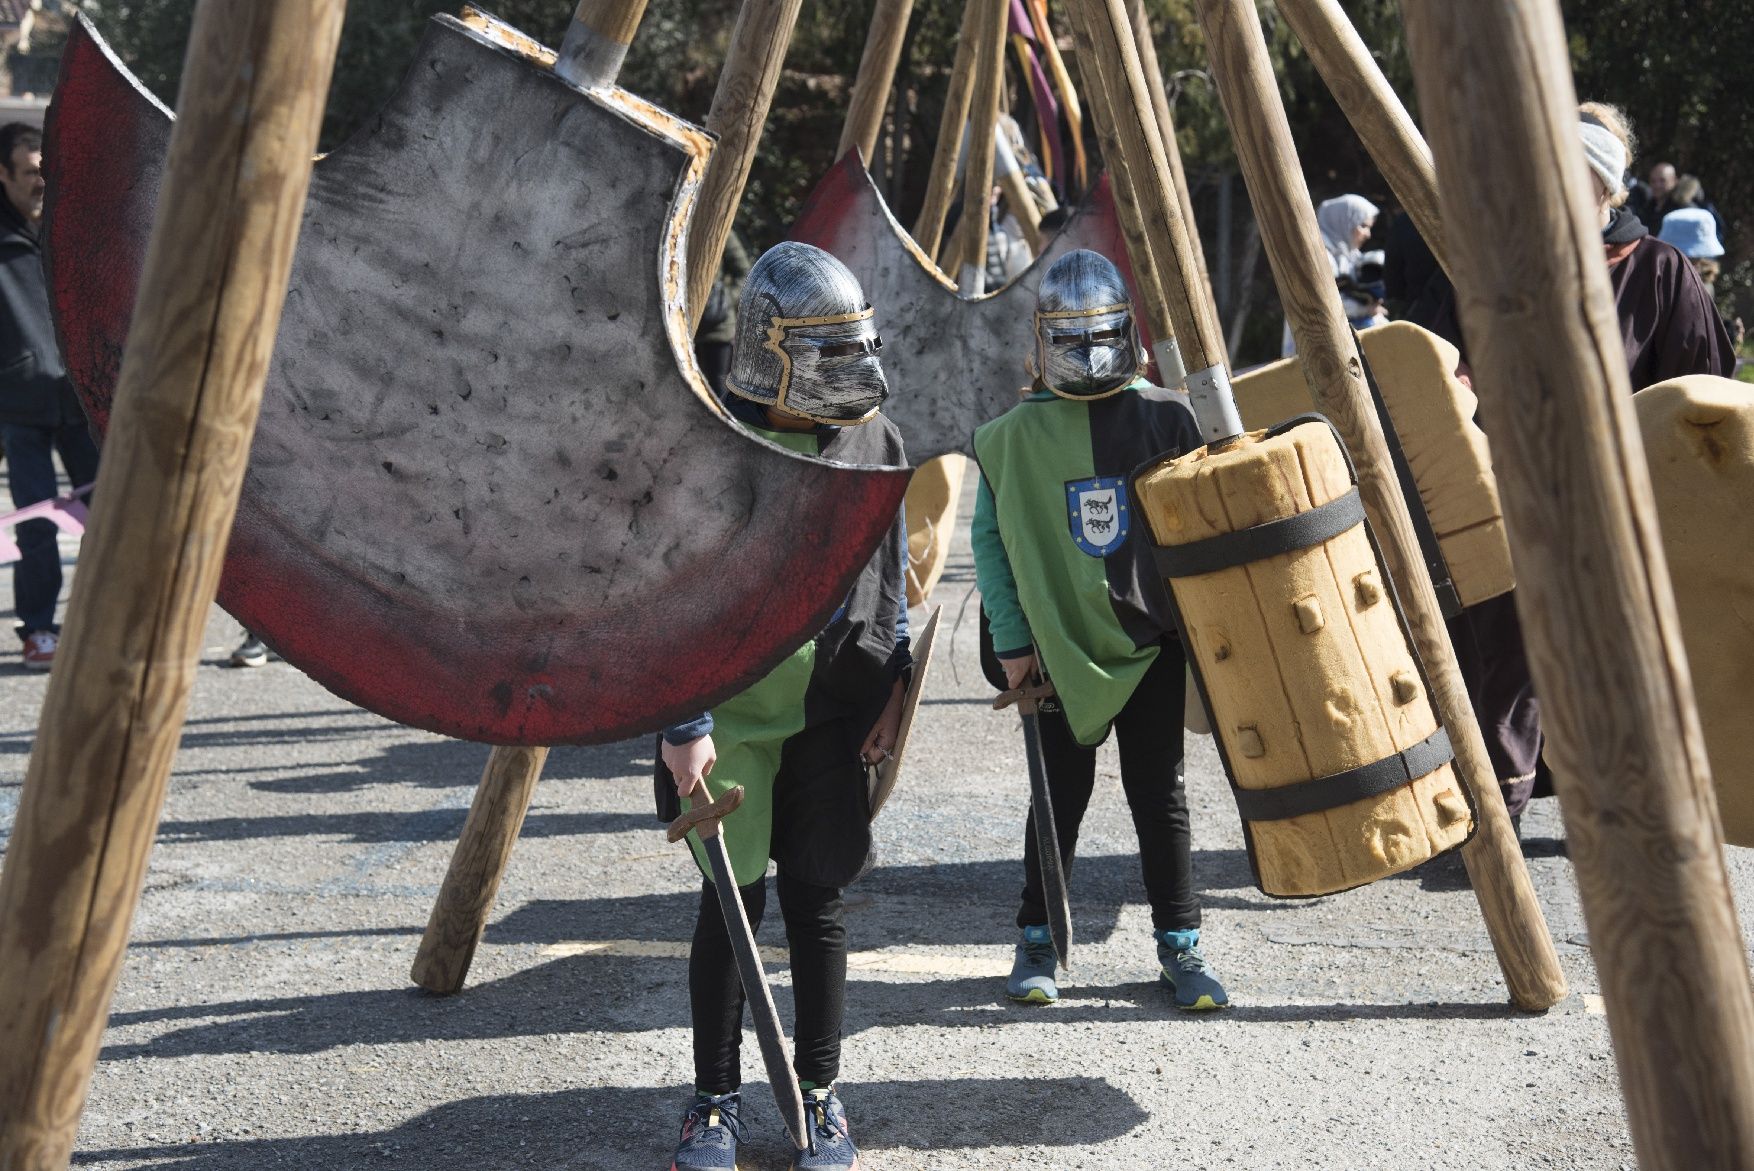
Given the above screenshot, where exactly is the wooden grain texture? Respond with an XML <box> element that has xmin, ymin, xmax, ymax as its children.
<box><xmin>1405</xmin><ymin>3</ymin><xmax>1754</xmax><ymax>1162</ymax></box>
<box><xmin>838</xmin><ymin>0</ymin><xmax>914</xmax><ymax>164</ymax></box>
<box><xmin>1193</xmin><ymin>0</ymin><xmax>1565</xmax><ymax>1009</ymax></box>
<box><xmin>411</xmin><ymin>746</ymin><xmax>551</xmax><ymax>995</ymax></box>
<box><xmin>1129</xmin><ymin>0</ymin><xmax>1227</xmax><ymax>359</ymax></box>
<box><xmin>1276</xmin><ymin>0</ymin><xmax>1445</xmax><ymax>271</ymax></box>
<box><xmin>685</xmin><ymin>0</ymin><xmax>804</xmax><ymax>328</ymax></box>
<box><xmin>1071</xmin><ymin>0</ymin><xmax>1223</xmax><ymax>371</ymax></box>
<box><xmin>571</xmin><ymin>0</ymin><xmax>649</xmax><ymax>44</ymax></box>
<box><xmin>0</xmin><ymin>3</ymin><xmax>343</xmax><ymax>1164</ymax></box>
<box><xmin>1062</xmin><ymin>0</ymin><xmax>1175</xmax><ymax>344</ymax></box>
<box><xmin>912</xmin><ymin>0</ymin><xmax>979</xmax><ymax>262</ymax></box>
<box><xmin>955</xmin><ymin>0</ymin><xmax>1008</xmax><ymax>291</ymax></box>
<box><xmin>1136</xmin><ymin>424</ymin><xmax>1472</xmax><ymax>895</ymax></box>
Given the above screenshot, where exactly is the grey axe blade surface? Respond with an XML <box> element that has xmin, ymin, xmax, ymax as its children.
<box><xmin>1020</xmin><ymin>709</ymin><xmax>1073</xmax><ymax>968</ymax></box>
<box><xmin>699</xmin><ymin>832</ymin><xmax>808</xmax><ymax>1150</ymax></box>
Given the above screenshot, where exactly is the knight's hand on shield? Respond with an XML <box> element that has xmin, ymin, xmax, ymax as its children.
<box><xmin>662</xmin><ymin>734</ymin><xmax>717</xmax><ymax>798</ymax></box>
<box><xmin>860</xmin><ymin>679</ymin><xmax>907</xmax><ymax>764</ymax></box>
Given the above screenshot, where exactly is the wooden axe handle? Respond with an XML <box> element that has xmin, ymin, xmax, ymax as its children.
<box><xmin>668</xmin><ymin>785</ymin><xmax>747</xmax><ymax>843</ymax></box>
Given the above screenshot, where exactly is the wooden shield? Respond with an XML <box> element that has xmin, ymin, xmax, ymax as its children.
<box><xmin>869</xmin><ymin>604</ymin><xmax>942</xmax><ymax>820</ymax></box>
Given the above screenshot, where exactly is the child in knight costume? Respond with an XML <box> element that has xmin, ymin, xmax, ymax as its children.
<box><xmin>971</xmin><ymin>249</ymin><xmax>1228</xmax><ymax>1010</ymax></box>
<box><xmin>658</xmin><ymin>242</ymin><xmax>909</xmax><ymax>1171</ymax></box>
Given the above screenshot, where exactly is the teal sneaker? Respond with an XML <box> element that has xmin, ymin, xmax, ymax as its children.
<box><xmin>1156</xmin><ymin>928</ymin><xmax>1229</xmax><ymax>1011</ymax></box>
<box><xmin>671</xmin><ymin>1090</ymin><xmax>743</xmax><ymax>1171</ymax></box>
<box><xmin>1007</xmin><ymin>924</ymin><xmax>1059</xmax><ymax>1004</ymax></box>
<box><xmin>792</xmin><ymin>1086</ymin><xmax>859</xmax><ymax>1170</ymax></box>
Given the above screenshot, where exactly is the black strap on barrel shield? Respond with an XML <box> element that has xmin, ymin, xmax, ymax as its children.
<box><xmin>1230</xmin><ymin>727</ymin><xmax>1455</xmax><ymax>821</ymax></box>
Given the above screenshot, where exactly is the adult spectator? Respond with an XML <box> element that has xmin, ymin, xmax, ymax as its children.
<box><xmin>1580</xmin><ymin>105</ymin><xmax>1734</xmax><ymax>389</ymax></box>
<box><xmin>1660</xmin><ymin>206</ymin><xmax>1744</xmax><ymax>347</ymax></box>
<box><xmin>1638</xmin><ymin>161</ymin><xmax>1677</xmax><ymax>233</ymax></box>
<box><xmin>0</xmin><ymin>122</ymin><xmax>97</xmax><ymax>670</ymax></box>
<box><xmin>1668</xmin><ymin>174</ymin><xmax>1729</xmax><ymax>250</ymax></box>
<box><xmin>1285</xmin><ymin>193</ymin><xmax>1378</xmax><ymax>355</ymax></box>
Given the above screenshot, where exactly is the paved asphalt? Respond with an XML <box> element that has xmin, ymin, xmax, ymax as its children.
<box><xmin>4</xmin><ymin>520</ymin><xmax>1753</xmax><ymax>1171</ymax></box>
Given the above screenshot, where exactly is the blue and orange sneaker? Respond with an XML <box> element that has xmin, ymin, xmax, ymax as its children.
<box><xmin>672</xmin><ymin>1090</ymin><xmax>744</xmax><ymax>1171</ymax></box>
<box><xmin>1156</xmin><ymin>928</ymin><xmax>1229</xmax><ymax>1011</ymax></box>
<box><xmin>792</xmin><ymin>1086</ymin><xmax>859</xmax><ymax>1170</ymax></box>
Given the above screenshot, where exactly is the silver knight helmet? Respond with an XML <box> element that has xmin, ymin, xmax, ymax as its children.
<box><xmin>1031</xmin><ymin>249</ymin><xmax>1142</xmax><ymax>400</ymax></box>
<box><xmin>727</xmin><ymin>241</ymin><xmax>889</xmax><ymax>424</ymax></box>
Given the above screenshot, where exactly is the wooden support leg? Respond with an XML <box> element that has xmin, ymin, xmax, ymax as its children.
<box><xmin>1191</xmin><ymin>0</ymin><xmax>1566</xmax><ymax>1012</ymax></box>
<box><xmin>412</xmin><ymin>746</ymin><xmax>550</xmax><ymax>994</ymax></box>
<box><xmin>838</xmin><ymin>0</ymin><xmax>915</xmax><ymax>166</ymax></box>
<box><xmin>1405</xmin><ymin>2</ymin><xmax>1754</xmax><ymax>1164</ymax></box>
<box><xmin>0</xmin><ymin>3</ymin><xmax>344</xmax><ymax>1163</ymax></box>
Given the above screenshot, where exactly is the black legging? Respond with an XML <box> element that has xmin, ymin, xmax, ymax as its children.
<box><xmin>1017</xmin><ymin>643</ymin><xmax>1199</xmax><ymax>933</ymax></box>
<box><xmin>690</xmin><ymin>873</ymin><xmax>847</xmax><ymax>1095</ymax></box>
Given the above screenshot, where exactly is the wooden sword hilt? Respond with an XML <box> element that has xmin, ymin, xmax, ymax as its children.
<box><xmin>667</xmin><ymin>785</ymin><xmax>746</xmax><ymax>843</ymax></box>
<box><xmin>992</xmin><ymin>681</ymin><xmax>1058</xmax><ymax>715</ymax></box>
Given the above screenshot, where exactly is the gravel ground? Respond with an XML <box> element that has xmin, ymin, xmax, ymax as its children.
<box><xmin>5</xmin><ymin>515</ymin><xmax>1754</xmax><ymax>1171</ymax></box>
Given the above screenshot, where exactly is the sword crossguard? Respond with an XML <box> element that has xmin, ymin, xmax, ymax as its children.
<box><xmin>992</xmin><ymin>681</ymin><xmax>1058</xmax><ymax>714</ymax></box>
<box><xmin>667</xmin><ymin>785</ymin><xmax>746</xmax><ymax>843</ymax></box>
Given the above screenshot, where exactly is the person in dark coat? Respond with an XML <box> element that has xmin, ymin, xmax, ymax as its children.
<box><xmin>0</xmin><ymin>123</ymin><xmax>98</xmax><ymax>670</ymax></box>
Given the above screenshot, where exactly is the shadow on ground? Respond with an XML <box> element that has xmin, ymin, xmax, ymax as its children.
<box><xmin>72</xmin><ymin>1076</ymin><xmax>1148</xmax><ymax>1169</ymax></box>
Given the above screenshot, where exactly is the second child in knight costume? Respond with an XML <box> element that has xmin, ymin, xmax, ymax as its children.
<box><xmin>972</xmin><ymin>249</ymin><xmax>1228</xmax><ymax>1011</ymax></box>
<box><xmin>658</xmin><ymin>242</ymin><xmax>909</xmax><ymax>1171</ymax></box>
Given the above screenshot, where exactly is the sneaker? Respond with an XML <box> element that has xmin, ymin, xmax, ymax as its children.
<box><xmin>1006</xmin><ymin>924</ymin><xmax>1059</xmax><ymax>1004</ymax></box>
<box><xmin>792</xmin><ymin>1086</ymin><xmax>858</xmax><ymax>1170</ymax></box>
<box><xmin>229</xmin><ymin>634</ymin><xmax>268</xmax><ymax>668</ymax></box>
<box><xmin>21</xmin><ymin>630</ymin><xmax>55</xmax><ymax>670</ymax></box>
<box><xmin>671</xmin><ymin>1091</ymin><xmax>743</xmax><ymax>1171</ymax></box>
<box><xmin>1157</xmin><ymin>928</ymin><xmax>1229</xmax><ymax>1011</ymax></box>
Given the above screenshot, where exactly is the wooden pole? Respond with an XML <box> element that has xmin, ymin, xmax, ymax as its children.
<box><xmin>557</xmin><ymin>0</ymin><xmax>654</xmax><ymax>88</ymax></box>
<box><xmin>912</xmin><ymin>0</ymin><xmax>981</xmax><ymax>262</ymax></box>
<box><xmin>838</xmin><ymin>0</ymin><xmax>915</xmax><ymax>165</ymax></box>
<box><xmin>1190</xmin><ymin>0</ymin><xmax>1566</xmax><ymax>1011</ymax></box>
<box><xmin>1025</xmin><ymin>0</ymin><xmax>1086</xmax><ymax>193</ymax></box>
<box><xmin>1061</xmin><ymin>0</ymin><xmax>1177</xmax><ymax>359</ymax></box>
<box><xmin>0</xmin><ymin>2</ymin><xmax>344</xmax><ymax>1163</ymax></box>
<box><xmin>410</xmin><ymin>747</ymin><xmax>550</xmax><ymax>994</ymax></box>
<box><xmin>685</xmin><ymin>0</ymin><xmax>806</xmax><ymax>329</ymax></box>
<box><xmin>1275</xmin><ymin>0</ymin><xmax>1447</xmax><ymax>271</ymax></box>
<box><xmin>954</xmin><ymin>0</ymin><xmax>1009</xmax><ymax>293</ymax></box>
<box><xmin>1128</xmin><ymin>0</ymin><xmax>1226</xmax><ymax>364</ymax></box>
<box><xmin>1404</xmin><ymin>3</ymin><xmax>1754</xmax><ymax>1162</ymax></box>
<box><xmin>1068</xmin><ymin>0</ymin><xmax>1223</xmax><ymax>371</ymax></box>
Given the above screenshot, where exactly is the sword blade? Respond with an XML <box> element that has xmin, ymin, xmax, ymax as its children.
<box><xmin>1019</xmin><ymin>710</ymin><xmax>1073</xmax><ymax>969</ymax></box>
<box><xmin>699</xmin><ymin>832</ymin><xmax>809</xmax><ymax>1151</ymax></box>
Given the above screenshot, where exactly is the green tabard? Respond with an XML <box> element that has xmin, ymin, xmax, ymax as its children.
<box><xmin>973</xmin><ymin>391</ymin><xmax>1160</xmax><ymax>745</ymax></box>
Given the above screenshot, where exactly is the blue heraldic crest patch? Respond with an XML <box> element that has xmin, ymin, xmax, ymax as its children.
<box><xmin>1065</xmin><ymin>476</ymin><xmax>1129</xmax><ymax>557</ymax></box>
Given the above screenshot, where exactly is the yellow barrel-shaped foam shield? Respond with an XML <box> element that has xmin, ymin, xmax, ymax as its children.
<box><xmin>1134</xmin><ymin>418</ymin><xmax>1474</xmax><ymax>895</ymax></box>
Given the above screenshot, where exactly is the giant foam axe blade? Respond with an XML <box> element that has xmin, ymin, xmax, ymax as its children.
<box><xmin>43</xmin><ymin>12</ymin><xmax>911</xmax><ymax>746</ymax></box>
<box><xmin>789</xmin><ymin>154</ymin><xmax>1152</xmax><ymax>462</ymax></box>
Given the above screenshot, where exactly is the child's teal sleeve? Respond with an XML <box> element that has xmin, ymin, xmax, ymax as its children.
<box><xmin>971</xmin><ymin>471</ymin><xmax>1034</xmax><ymax>657</ymax></box>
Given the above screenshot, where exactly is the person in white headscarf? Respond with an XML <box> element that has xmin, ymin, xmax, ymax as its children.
<box><xmin>1316</xmin><ymin>194</ymin><xmax>1380</xmax><ymax>278</ymax></box>
<box><xmin>1285</xmin><ymin>193</ymin><xmax>1381</xmax><ymax>355</ymax></box>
